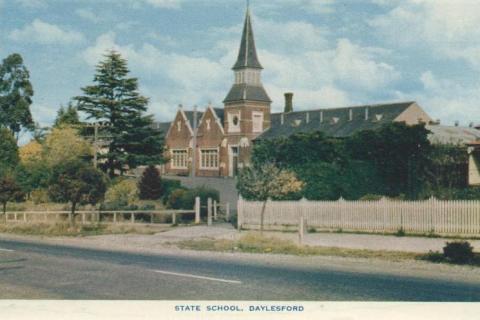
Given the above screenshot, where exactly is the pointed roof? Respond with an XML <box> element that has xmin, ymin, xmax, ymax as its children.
<box><xmin>233</xmin><ymin>8</ymin><xmax>263</xmax><ymax>70</ymax></box>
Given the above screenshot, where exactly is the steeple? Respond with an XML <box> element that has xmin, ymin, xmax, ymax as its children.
<box><xmin>233</xmin><ymin>7</ymin><xmax>263</xmax><ymax>70</ymax></box>
<box><xmin>224</xmin><ymin>5</ymin><xmax>271</xmax><ymax>104</ymax></box>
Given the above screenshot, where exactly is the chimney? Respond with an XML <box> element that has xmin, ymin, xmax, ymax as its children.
<box><xmin>284</xmin><ymin>92</ymin><xmax>294</xmax><ymax>113</ymax></box>
<box><xmin>280</xmin><ymin>113</ymin><xmax>284</xmax><ymax>125</ymax></box>
<box><xmin>365</xmin><ymin>107</ymin><xmax>369</xmax><ymax>121</ymax></box>
<box><xmin>349</xmin><ymin>109</ymin><xmax>353</xmax><ymax>121</ymax></box>
<box><xmin>320</xmin><ymin>111</ymin><xmax>324</xmax><ymax>124</ymax></box>
<box><xmin>306</xmin><ymin>112</ymin><xmax>310</xmax><ymax>124</ymax></box>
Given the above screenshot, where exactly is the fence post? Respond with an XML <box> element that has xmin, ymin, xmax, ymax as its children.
<box><xmin>131</xmin><ymin>212</ymin><xmax>135</xmax><ymax>224</ymax></box>
<box><xmin>338</xmin><ymin>197</ymin><xmax>345</xmax><ymax>230</ymax></box>
<box><xmin>23</xmin><ymin>212</ymin><xmax>27</xmax><ymax>223</ymax></box>
<box><xmin>226</xmin><ymin>202</ymin><xmax>230</xmax><ymax>222</ymax></box>
<box><xmin>207</xmin><ymin>198</ymin><xmax>212</xmax><ymax>226</ymax></box>
<box><xmin>237</xmin><ymin>196</ymin><xmax>243</xmax><ymax>231</ymax></box>
<box><xmin>14</xmin><ymin>213</ymin><xmax>17</xmax><ymax>222</ymax></box>
<box><xmin>82</xmin><ymin>213</ymin><xmax>86</xmax><ymax>225</ymax></box>
<box><xmin>151</xmin><ymin>213</ymin><xmax>154</xmax><ymax>224</ymax></box>
<box><xmin>429</xmin><ymin>196</ymin><xmax>435</xmax><ymax>233</ymax></box>
<box><xmin>213</xmin><ymin>200</ymin><xmax>218</xmax><ymax>221</ymax></box>
<box><xmin>195</xmin><ymin>197</ymin><xmax>201</xmax><ymax>224</ymax></box>
<box><xmin>113</xmin><ymin>212</ymin><xmax>117</xmax><ymax>223</ymax></box>
<box><xmin>380</xmin><ymin>197</ymin><xmax>387</xmax><ymax>234</ymax></box>
<box><xmin>299</xmin><ymin>216</ymin><xmax>305</xmax><ymax>245</ymax></box>
<box><xmin>172</xmin><ymin>212</ymin><xmax>177</xmax><ymax>225</ymax></box>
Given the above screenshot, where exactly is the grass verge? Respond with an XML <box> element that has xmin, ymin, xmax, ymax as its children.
<box><xmin>175</xmin><ymin>233</ymin><xmax>419</xmax><ymax>261</ymax></box>
<box><xmin>0</xmin><ymin>223</ymin><xmax>169</xmax><ymax>237</ymax></box>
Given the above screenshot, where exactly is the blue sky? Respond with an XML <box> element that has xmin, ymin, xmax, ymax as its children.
<box><xmin>2</xmin><ymin>0</ymin><xmax>480</xmax><ymax>142</ymax></box>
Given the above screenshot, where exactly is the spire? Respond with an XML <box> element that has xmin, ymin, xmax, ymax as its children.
<box><xmin>232</xmin><ymin>6</ymin><xmax>263</xmax><ymax>70</ymax></box>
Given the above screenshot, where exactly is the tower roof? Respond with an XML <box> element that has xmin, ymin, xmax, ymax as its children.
<box><xmin>232</xmin><ymin>8</ymin><xmax>263</xmax><ymax>70</ymax></box>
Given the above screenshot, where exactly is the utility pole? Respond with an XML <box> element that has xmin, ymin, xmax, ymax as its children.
<box><xmin>93</xmin><ymin>122</ymin><xmax>99</xmax><ymax>168</ymax></box>
<box><xmin>191</xmin><ymin>105</ymin><xmax>198</xmax><ymax>178</ymax></box>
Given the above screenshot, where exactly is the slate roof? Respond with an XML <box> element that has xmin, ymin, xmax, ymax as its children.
<box><xmin>213</xmin><ymin>108</ymin><xmax>225</xmax><ymax>124</ymax></box>
<box><xmin>427</xmin><ymin>125</ymin><xmax>480</xmax><ymax>145</ymax></box>
<box><xmin>184</xmin><ymin>111</ymin><xmax>204</xmax><ymax>129</ymax></box>
<box><xmin>257</xmin><ymin>102</ymin><xmax>416</xmax><ymax>140</ymax></box>
<box><xmin>233</xmin><ymin>9</ymin><xmax>262</xmax><ymax>70</ymax></box>
<box><xmin>224</xmin><ymin>84</ymin><xmax>272</xmax><ymax>103</ymax></box>
<box><xmin>151</xmin><ymin>122</ymin><xmax>171</xmax><ymax>133</ymax></box>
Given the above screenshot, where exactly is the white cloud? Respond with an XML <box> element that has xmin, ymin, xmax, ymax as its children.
<box><xmin>9</xmin><ymin>19</ymin><xmax>85</xmax><ymax>45</ymax></box>
<box><xmin>75</xmin><ymin>8</ymin><xmax>101</xmax><ymax>23</ymax></box>
<box><xmin>258</xmin><ymin>0</ymin><xmax>336</xmax><ymax>15</ymax></box>
<box><xmin>139</xmin><ymin>0</ymin><xmax>183</xmax><ymax>9</ymax></box>
<box><xmin>370</xmin><ymin>0</ymin><xmax>480</xmax><ymax>68</ymax></box>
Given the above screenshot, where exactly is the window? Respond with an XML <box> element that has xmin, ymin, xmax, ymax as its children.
<box><xmin>200</xmin><ymin>149</ymin><xmax>219</xmax><ymax>170</ymax></box>
<box><xmin>228</xmin><ymin>112</ymin><xmax>241</xmax><ymax>133</ymax></box>
<box><xmin>252</xmin><ymin>111</ymin><xmax>264</xmax><ymax>133</ymax></box>
<box><xmin>171</xmin><ymin>149</ymin><xmax>188</xmax><ymax>169</ymax></box>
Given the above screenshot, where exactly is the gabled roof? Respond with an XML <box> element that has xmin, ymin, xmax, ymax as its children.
<box><xmin>257</xmin><ymin>102</ymin><xmax>416</xmax><ymax>140</ymax></box>
<box><xmin>213</xmin><ymin>108</ymin><xmax>225</xmax><ymax>124</ymax></box>
<box><xmin>184</xmin><ymin>110</ymin><xmax>204</xmax><ymax>129</ymax></box>
<box><xmin>224</xmin><ymin>84</ymin><xmax>271</xmax><ymax>103</ymax></box>
<box><xmin>233</xmin><ymin>8</ymin><xmax>263</xmax><ymax>70</ymax></box>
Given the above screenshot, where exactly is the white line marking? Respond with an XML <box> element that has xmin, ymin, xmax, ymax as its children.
<box><xmin>152</xmin><ymin>270</ymin><xmax>242</xmax><ymax>284</ymax></box>
<box><xmin>0</xmin><ymin>248</ymin><xmax>14</xmax><ymax>252</ymax></box>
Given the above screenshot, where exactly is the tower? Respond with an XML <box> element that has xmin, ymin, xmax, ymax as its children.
<box><xmin>223</xmin><ymin>6</ymin><xmax>271</xmax><ymax>176</ymax></box>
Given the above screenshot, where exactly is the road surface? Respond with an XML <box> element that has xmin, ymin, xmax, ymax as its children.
<box><xmin>0</xmin><ymin>238</ymin><xmax>479</xmax><ymax>301</ymax></box>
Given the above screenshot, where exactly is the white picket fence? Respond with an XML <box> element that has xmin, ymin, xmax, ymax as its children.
<box><xmin>237</xmin><ymin>197</ymin><xmax>480</xmax><ymax>236</ymax></box>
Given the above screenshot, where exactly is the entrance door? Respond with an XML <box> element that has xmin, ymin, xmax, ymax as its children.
<box><xmin>230</xmin><ymin>146</ymin><xmax>239</xmax><ymax>177</ymax></box>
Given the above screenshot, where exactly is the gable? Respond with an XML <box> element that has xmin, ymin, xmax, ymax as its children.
<box><xmin>165</xmin><ymin>110</ymin><xmax>193</xmax><ymax>147</ymax></box>
<box><xmin>197</xmin><ymin>107</ymin><xmax>225</xmax><ymax>143</ymax></box>
<box><xmin>394</xmin><ymin>102</ymin><xmax>433</xmax><ymax>125</ymax></box>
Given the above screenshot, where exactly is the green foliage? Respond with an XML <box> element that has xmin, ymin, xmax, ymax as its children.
<box><xmin>53</xmin><ymin>103</ymin><xmax>80</xmax><ymax>128</ymax></box>
<box><xmin>0</xmin><ymin>53</ymin><xmax>34</xmax><ymax>136</ymax></box>
<box><xmin>443</xmin><ymin>241</ymin><xmax>474</xmax><ymax>264</ymax></box>
<box><xmin>104</xmin><ymin>179</ymin><xmax>139</xmax><ymax>209</ymax></box>
<box><xmin>75</xmin><ymin>50</ymin><xmax>165</xmax><ymax>177</ymax></box>
<box><xmin>0</xmin><ymin>172</ymin><xmax>24</xmax><ymax>215</ymax></box>
<box><xmin>138</xmin><ymin>165</ymin><xmax>163</xmax><ymax>200</ymax></box>
<box><xmin>0</xmin><ymin>128</ymin><xmax>19</xmax><ymax>172</ymax></box>
<box><xmin>15</xmin><ymin>162</ymin><xmax>50</xmax><ymax>195</ymax></box>
<box><xmin>167</xmin><ymin>186</ymin><xmax>219</xmax><ymax>217</ymax></box>
<box><xmin>346</xmin><ymin>122</ymin><xmax>431</xmax><ymax>199</ymax></box>
<box><xmin>161</xmin><ymin>179</ymin><xmax>184</xmax><ymax>204</ymax></box>
<box><xmin>31</xmin><ymin>189</ymin><xmax>50</xmax><ymax>204</ymax></box>
<box><xmin>43</xmin><ymin>127</ymin><xmax>93</xmax><ymax>167</ymax></box>
<box><xmin>48</xmin><ymin>161</ymin><xmax>107</xmax><ymax>224</ymax></box>
<box><xmin>237</xmin><ymin>163</ymin><xmax>304</xmax><ymax>201</ymax></box>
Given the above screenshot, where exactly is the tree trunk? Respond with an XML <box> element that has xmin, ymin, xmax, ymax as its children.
<box><xmin>2</xmin><ymin>202</ymin><xmax>6</xmax><ymax>224</ymax></box>
<box><xmin>70</xmin><ymin>202</ymin><xmax>77</xmax><ymax>227</ymax></box>
<box><xmin>260</xmin><ymin>200</ymin><xmax>267</xmax><ymax>235</ymax></box>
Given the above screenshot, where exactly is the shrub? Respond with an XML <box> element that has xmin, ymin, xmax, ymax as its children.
<box><xmin>167</xmin><ymin>186</ymin><xmax>220</xmax><ymax>218</ymax></box>
<box><xmin>161</xmin><ymin>179</ymin><xmax>184</xmax><ymax>204</ymax></box>
<box><xmin>359</xmin><ymin>194</ymin><xmax>384</xmax><ymax>201</ymax></box>
<box><xmin>138</xmin><ymin>165</ymin><xmax>163</xmax><ymax>200</ymax></box>
<box><xmin>395</xmin><ymin>228</ymin><xmax>406</xmax><ymax>237</ymax></box>
<box><xmin>421</xmin><ymin>250</ymin><xmax>444</xmax><ymax>263</ymax></box>
<box><xmin>31</xmin><ymin>189</ymin><xmax>49</xmax><ymax>204</ymax></box>
<box><xmin>443</xmin><ymin>241</ymin><xmax>474</xmax><ymax>264</ymax></box>
<box><xmin>167</xmin><ymin>189</ymin><xmax>187</xmax><ymax>210</ymax></box>
<box><xmin>104</xmin><ymin>179</ymin><xmax>139</xmax><ymax>209</ymax></box>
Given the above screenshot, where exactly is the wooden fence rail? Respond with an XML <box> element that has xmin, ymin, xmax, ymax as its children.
<box><xmin>237</xmin><ymin>196</ymin><xmax>480</xmax><ymax>236</ymax></box>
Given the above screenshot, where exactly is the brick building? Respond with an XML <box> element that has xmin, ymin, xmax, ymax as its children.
<box><xmin>158</xmin><ymin>7</ymin><xmax>480</xmax><ymax>182</ymax></box>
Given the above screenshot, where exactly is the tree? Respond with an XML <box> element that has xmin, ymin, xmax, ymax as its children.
<box><xmin>0</xmin><ymin>128</ymin><xmax>19</xmax><ymax>173</ymax></box>
<box><xmin>138</xmin><ymin>165</ymin><xmax>163</xmax><ymax>200</ymax></box>
<box><xmin>75</xmin><ymin>50</ymin><xmax>164</xmax><ymax>177</ymax></box>
<box><xmin>0</xmin><ymin>53</ymin><xmax>34</xmax><ymax>138</ymax></box>
<box><xmin>0</xmin><ymin>173</ymin><xmax>23</xmax><ymax>221</ymax></box>
<box><xmin>53</xmin><ymin>103</ymin><xmax>80</xmax><ymax>128</ymax></box>
<box><xmin>237</xmin><ymin>163</ymin><xmax>304</xmax><ymax>232</ymax></box>
<box><xmin>42</xmin><ymin>127</ymin><xmax>92</xmax><ymax>167</ymax></box>
<box><xmin>48</xmin><ymin>161</ymin><xmax>106</xmax><ymax>226</ymax></box>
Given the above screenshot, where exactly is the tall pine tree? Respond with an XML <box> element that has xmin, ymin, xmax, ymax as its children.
<box><xmin>54</xmin><ymin>103</ymin><xmax>80</xmax><ymax>128</ymax></box>
<box><xmin>0</xmin><ymin>53</ymin><xmax>34</xmax><ymax>139</ymax></box>
<box><xmin>75</xmin><ymin>51</ymin><xmax>164</xmax><ymax>177</ymax></box>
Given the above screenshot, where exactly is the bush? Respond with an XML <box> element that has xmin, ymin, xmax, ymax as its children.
<box><xmin>421</xmin><ymin>251</ymin><xmax>444</xmax><ymax>263</ymax></box>
<box><xmin>167</xmin><ymin>186</ymin><xmax>220</xmax><ymax>218</ymax></box>
<box><xmin>104</xmin><ymin>179</ymin><xmax>139</xmax><ymax>209</ymax></box>
<box><xmin>443</xmin><ymin>241</ymin><xmax>474</xmax><ymax>264</ymax></box>
<box><xmin>161</xmin><ymin>179</ymin><xmax>184</xmax><ymax>204</ymax></box>
<box><xmin>359</xmin><ymin>194</ymin><xmax>384</xmax><ymax>201</ymax></box>
<box><xmin>31</xmin><ymin>189</ymin><xmax>50</xmax><ymax>204</ymax></box>
<box><xmin>138</xmin><ymin>165</ymin><xmax>163</xmax><ymax>200</ymax></box>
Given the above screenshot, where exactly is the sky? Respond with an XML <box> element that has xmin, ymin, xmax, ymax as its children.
<box><xmin>2</xmin><ymin>0</ymin><xmax>480</xmax><ymax>142</ymax></box>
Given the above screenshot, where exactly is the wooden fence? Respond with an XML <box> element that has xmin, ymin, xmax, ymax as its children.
<box><xmin>237</xmin><ymin>197</ymin><xmax>480</xmax><ymax>236</ymax></box>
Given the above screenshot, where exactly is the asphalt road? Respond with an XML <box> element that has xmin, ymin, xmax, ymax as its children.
<box><xmin>0</xmin><ymin>238</ymin><xmax>480</xmax><ymax>301</ymax></box>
